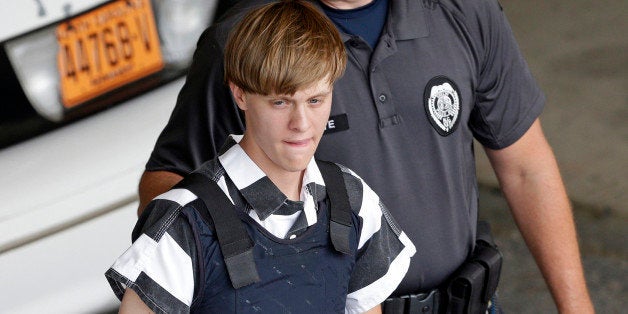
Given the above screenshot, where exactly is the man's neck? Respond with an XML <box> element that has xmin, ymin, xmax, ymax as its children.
<box><xmin>269</xmin><ymin>171</ymin><xmax>305</xmax><ymax>202</ymax></box>
<box><xmin>239</xmin><ymin>137</ymin><xmax>305</xmax><ymax>201</ymax></box>
<box><xmin>319</xmin><ymin>0</ymin><xmax>374</xmax><ymax>10</ymax></box>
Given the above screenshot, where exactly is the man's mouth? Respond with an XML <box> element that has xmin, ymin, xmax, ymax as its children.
<box><xmin>284</xmin><ymin>139</ymin><xmax>311</xmax><ymax>147</ymax></box>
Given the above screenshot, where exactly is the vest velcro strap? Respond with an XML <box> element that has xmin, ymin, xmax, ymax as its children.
<box><xmin>329</xmin><ymin>221</ymin><xmax>352</xmax><ymax>254</ymax></box>
<box><xmin>316</xmin><ymin>160</ymin><xmax>353</xmax><ymax>254</ymax></box>
<box><xmin>221</xmin><ymin>238</ymin><xmax>255</xmax><ymax>258</ymax></box>
<box><xmin>179</xmin><ymin>172</ymin><xmax>261</xmax><ymax>289</ymax></box>
<box><xmin>224</xmin><ymin>249</ymin><xmax>261</xmax><ymax>289</ymax></box>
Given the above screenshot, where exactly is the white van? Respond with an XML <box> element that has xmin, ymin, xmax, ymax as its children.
<box><xmin>0</xmin><ymin>1</ymin><xmax>228</xmax><ymax>312</ymax></box>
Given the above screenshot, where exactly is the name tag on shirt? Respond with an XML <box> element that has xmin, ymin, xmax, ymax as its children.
<box><xmin>324</xmin><ymin>114</ymin><xmax>349</xmax><ymax>134</ymax></box>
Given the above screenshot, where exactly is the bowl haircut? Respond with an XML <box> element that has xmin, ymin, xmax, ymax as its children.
<box><xmin>224</xmin><ymin>0</ymin><xmax>347</xmax><ymax>96</ymax></box>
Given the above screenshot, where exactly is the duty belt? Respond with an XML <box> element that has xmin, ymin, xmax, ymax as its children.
<box><xmin>384</xmin><ymin>221</ymin><xmax>503</xmax><ymax>314</ymax></box>
<box><xmin>384</xmin><ymin>289</ymin><xmax>443</xmax><ymax>314</ymax></box>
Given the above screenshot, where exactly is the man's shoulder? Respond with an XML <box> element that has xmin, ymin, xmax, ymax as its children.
<box><xmin>134</xmin><ymin>159</ymin><xmax>224</xmax><ymax>242</ymax></box>
<box><xmin>319</xmin><ymin>161</ymin><xmax>368</xmax><ymax>215</ymax></box>
<box><xmin>435</xmin><ymin>0</ymin><xmax>504</xmax><ymax>19</ymax></box>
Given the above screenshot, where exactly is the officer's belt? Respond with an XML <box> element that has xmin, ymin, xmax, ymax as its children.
<box><xmin>384</xmin><ymin>289</ymin><xmax>444</xmax><ymax>314</ymax></box>
<box><xmin>384</xmin><ymin>221</ymin><xmax>503</xmax><ymax>314</ymax></box>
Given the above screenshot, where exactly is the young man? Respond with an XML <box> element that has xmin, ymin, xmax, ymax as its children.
<box><xmin>106</xmin><ymin>1</ymin><xmax>415</xmax><ymax>313</ymax></box>
<box><xmin>139</xmin><ymin>0</ymin><xmax>593</xmax><ymax>313</ymax></box>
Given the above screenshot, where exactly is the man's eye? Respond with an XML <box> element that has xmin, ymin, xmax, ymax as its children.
<box><xmin>309</xmin><ymin>99</ymin><xmax>321</xmax><ymax>104</ymax></box>
<box><xmin>273</xmin><ymin>100</ymin><xmax>286</xmax><ymax>106</ymax></box>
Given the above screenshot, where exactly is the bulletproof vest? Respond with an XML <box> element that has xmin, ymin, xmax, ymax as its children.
<box><xmin>182</xmin><ymin>160</ymin><xmax>358</xmax><ymax>313</ymax></box>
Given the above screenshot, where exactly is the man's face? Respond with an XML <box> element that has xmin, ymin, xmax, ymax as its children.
<box><xmin>231</xmin><ymin>79</ymin><xmax>333</xmax><ymax>176</ymax></box>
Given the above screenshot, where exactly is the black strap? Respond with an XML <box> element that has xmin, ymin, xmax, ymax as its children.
<box><xmin>384</xmin><ymin>290</ymin><xmax>443</xmax><ymax>314</ymax></box>
<box><xmin>316</xmin><ymin>160</ymin><xmax>353</xmax><ymax>254</ymax></box>
<box><xmin>475</xmin><ymin>220</ymin><xmax>496</xmax><ymax>248</ymax></box>
<box><xmin>177</xmin><ymin>173</ymin><xmax>260</xmax><ymax>289</ymax></box>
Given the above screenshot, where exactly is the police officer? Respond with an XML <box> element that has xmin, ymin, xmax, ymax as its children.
<box><xmin>138</xmin><ymin>0</ymin><xmax>593</xmax><ymax>312</ymax></box>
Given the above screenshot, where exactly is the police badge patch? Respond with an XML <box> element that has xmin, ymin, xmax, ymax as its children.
<box><xmin>423</xmin><ymin>76</ymin><xmax>461</xmax><ymax>136</ymax></box>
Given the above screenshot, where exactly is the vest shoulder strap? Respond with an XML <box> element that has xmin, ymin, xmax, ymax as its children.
<box><xmin>176</xmin><ymin>172</ymin><xmax>260</xmax><ymax>289</ymax></box>
<box><xmin>316</xmin><ymin>160</ymin><xmax>353</xmax><ymax>254</ymax></box>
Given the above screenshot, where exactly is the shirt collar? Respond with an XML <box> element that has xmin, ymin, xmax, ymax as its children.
<box><xmin>218</xmin><ymin>135</ymin><xmax>325</xmax><ymax>221</ymax></box>
<box><xmin>313</xmin><ymin>0</ymin><xmax>428</xmax><ymax>43</ymax></box>
<box><xmin>389</xmin><ymin>0</ymin><xmax>430</xmax><ymax>40</ymax></box>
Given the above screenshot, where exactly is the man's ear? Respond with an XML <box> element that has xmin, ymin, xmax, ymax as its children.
<box><xmin>229</xmin><ymin>82</ymin><xmax>247</xmax><ymax>111</ymax></box>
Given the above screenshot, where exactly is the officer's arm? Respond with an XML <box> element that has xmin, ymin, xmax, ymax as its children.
<box><xmin>363</xmin><ymin>304</ymin><xmax>382</xmax><ymax>314</ymax></box>
<box><xmin>119</xmin><ymin>288</ymin><xmax>154</xmax><ymax>314</ymax></box>
<box><xmin>484</xmin><ymin>118</ymin><xmax>594</xmax><ymax>313</ymax></box>
<box><xmin>137</xmin><ymin>170</ymin><xmax>183</xmax><ymax>216</ymax></box>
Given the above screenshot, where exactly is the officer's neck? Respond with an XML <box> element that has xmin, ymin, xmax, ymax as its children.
<box><xmin>319</xmin><ymin>0</ymin><xmax>374</xmax><ymax>10</ymax></box>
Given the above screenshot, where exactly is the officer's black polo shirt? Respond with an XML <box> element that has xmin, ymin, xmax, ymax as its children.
<box><xmin>146</xmin><ymin>0</ymin><xmax>545</xmax><ymax>295</ymax></box>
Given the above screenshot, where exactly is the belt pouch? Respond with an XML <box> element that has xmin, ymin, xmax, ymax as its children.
<box><xmin>383</xmin><ymin>290</ymin><xmax>440</xmax><ymax>314</ymax></box>
<box><xmin>473</xmin><ymin>243</ymin><xmax>503</xmax><ymax>303</ymax></box>
<box><xmin>446</xmin><ymin>261</ymin><xmax>486</xmax><ymax>314</ymax></box>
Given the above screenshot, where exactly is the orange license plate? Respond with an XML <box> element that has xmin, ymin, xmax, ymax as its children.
<box><xmin>56</xmin><ymin>0</ymin><xmax>164</xmax><ymax>108</ymax></box>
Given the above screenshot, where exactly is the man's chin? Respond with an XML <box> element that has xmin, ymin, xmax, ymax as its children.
<box><xmin>282</xmin><ymin>159</ymin><xmax>312</xmax><ymax>173</ymax></box>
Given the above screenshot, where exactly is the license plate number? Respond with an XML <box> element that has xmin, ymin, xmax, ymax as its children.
<box><xmin>57</xmin><ymin>0</ymin><xmax>164</xmax><ymax>108</ymax></box>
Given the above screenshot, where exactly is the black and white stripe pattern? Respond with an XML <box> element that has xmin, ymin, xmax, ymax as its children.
<box><xmin>106</xmin><ymin>135</ymin><xmax>415</xmax><ymax>313</ymax></box>
<box><xmin>217</xmin><ymin>136</ymin><xmax>324</xmax><ymax>239</ymax></box>
<box><xmin>337</xmin><ymin>166</ymin><xmax>416</xmax><ymax>313</ymax></box>
<box><xmin>105</xmin><ymin>190</ymin><xmax>200</xmax><ymax>313</ymax></box>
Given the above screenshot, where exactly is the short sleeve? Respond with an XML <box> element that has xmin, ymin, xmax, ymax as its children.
<box><xmin>105</xmin><ymin>199</ymin><xmax>199</xmax><ymax>314</ymax></box>
<box><xmin>469</xmin><ymin>0</ymin><xmax>545</xmax><ymax>149</ymax></box>
<box><xmin>341</xmin><ymin>169</ymin><xmax>416</xmax><ymax>313</ymax></box>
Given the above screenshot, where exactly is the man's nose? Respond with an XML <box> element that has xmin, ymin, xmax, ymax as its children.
<box><xmin>289</xmin><ymin>105</ymin><xmax>310</xmax><ymax>132</ymax></box>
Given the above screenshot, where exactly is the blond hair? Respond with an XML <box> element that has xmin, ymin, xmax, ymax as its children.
<box><xmin>224</xmin><ymin>0</ymin><xmax>346</xmax><ymax>95</ymax></box>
